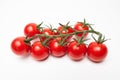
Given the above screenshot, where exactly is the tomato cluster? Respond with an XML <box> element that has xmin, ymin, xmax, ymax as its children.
<box><xmin>11</xmin><ymin>20</ymin><xmax>108</xmax><ymax>63</ymax></box>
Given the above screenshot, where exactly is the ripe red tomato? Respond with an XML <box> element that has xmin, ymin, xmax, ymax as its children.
<box><xmin>74</xmin><ymin>22</ymin><xmax>89</xmax><ymax>37</ymax></box>
<box><xmin>43</xmin><ymin>28</ymin><xmax>54</xmax><ymax>35</ymax></box>
<box><xmin>57</xmin><ymin>26</ymin><xmax>74</xmax><ymax>41</ymax></box>
<box><xmin>49</xmin><ymin>38</ymin><xmax>67</xmax><ymax>57</ymax></box>
<box><xmin>87</xmin><ymin>42</ymin><xmax>108</xmax><ymax>62</ymax></box>
<box><xmin>58</xmin><ymin>26</ymin><xmax>74</xmax><ymax>34</ymax></box>
<box><xmin>41</xmin><ymin>28</ymin><xmax>54</xmax><ymax>41</ymax></box>
<box><xmin>30</xmin><ymin>41</ymin><xmax>49</xmax><ymax>61</ymax></box>
<box><xmin>11</xmin><ymin>37</ymin><xmax>30</xmax><ymax>56</ymax></box>
<box><xmin>67</xmin><ymin>41</ymin><xmax>87</xmax><ymax>61</ymax></box>
<box><xmin>24</xmin><ymin>23</ymin><xmax>41</xmax><ymax>37</ymax></box>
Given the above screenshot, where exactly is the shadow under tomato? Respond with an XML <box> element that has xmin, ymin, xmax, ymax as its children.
<box><xmin>33</xmin><ymin>55</ymin><xmax>50</xmax><ymax>62</ymax></box>
<box><xmin>50</xmin><ymin>52</ymin><xmax>67</xmax><ymax>58</ymax></box>
<box><xmin>20</xmin><ymin>53</ymin><xmax>30</xmax><ymax>59</ymax></box>
<box><xmin>87</xmin><ymin>56</ymin><xmax>106</xmax><ymax>64</ymax></box>
<box><xmin>70</xmin><ymin>58</ymin><xmax>85</xmax><ymax>62</ymax></box>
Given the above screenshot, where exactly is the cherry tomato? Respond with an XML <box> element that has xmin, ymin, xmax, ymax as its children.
<box><xmin>24</xmin><ymin>23</ymin><xmax>41</xmax><ymax>37</ymax></box>
<box><xmin>67</xmin><ymin>41</ymin><xmax>87</xmax><ymax>61</ymax></box>
<box><xmin>30</xmin><ymin>41</ymin><xmax>49</xmax><ymax>61</ymax></box>
<box><xmin>58</xmin><ymin>26</ymin><xmax>74</xmax><ymax>34</ymax></box>
<box><xmin>41</xmin><ymin>28</ymin><xmax>54</xmax><ymax>41</ymax></box>
<box><xmin>49</xmin><ymin>38</ymin><xmax>67</xmax><ymax>57</ymax></box>
<box><xmin>43</xmin><ymin>28</ymin><xmax>54</xmax><ymax>35</ymax></box>
<box><xmin>74</xmin><ymin>22</ymin><xmax>89</xmax><ymax>37</ymax></box>
<box><xmin>87</xmin><ymin>42</ymin><xmax>108</xmax><ymax>62</ymax></box>
<box><xmin>57</xmin><ymin>26</ymin><xmax>74</xmax><ymax>41</ymax></box>
<box><xmin>11</xmin><ymin>37</ymin><xmax>30</xmax><ymax>56</ymax></box>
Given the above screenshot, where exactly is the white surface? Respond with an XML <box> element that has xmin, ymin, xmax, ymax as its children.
<box><xmin>0</xmin><ymin>0</ymin><xmax>120</xmax><ymax>80</ymax></box>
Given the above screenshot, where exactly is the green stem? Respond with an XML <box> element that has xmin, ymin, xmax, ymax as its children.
<box><xmin>24</xmin><ymin>30</ymin><xmax>101</xmax><ymax>43</ymax></box>
<box><xmin>37</xmin><ymin>22</ymin><xmax>43</xmax><ymax>30</ymax></box>
<box><xmin>78</xmin><ymin>31</ymin><xmax>86</xmax><ymax>44</ymax></box>
<box><xmin>60</xmin><ymin>34</ymin><xmax>69</xmax><ymax>46</ymax></box>
<box><xmin>42</xmin><ymin>36</ymin><xmax>52</xmax><ymax>46</ymax></box>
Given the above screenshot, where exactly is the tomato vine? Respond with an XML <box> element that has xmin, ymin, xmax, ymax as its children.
<box><xmin>11</xmin><ymin>19</ymin><xmax>108</xmax><ymax>62</ymax></box>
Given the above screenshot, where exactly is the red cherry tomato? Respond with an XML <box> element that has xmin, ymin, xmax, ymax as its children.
<box><xmin>57</xmin><ymin>26</ymin><xmax>74</xmax><ymax>41</ymax></box>
<box><xmin>87</xmin><ymin>42</ymin><xmax>108</xmax><ymax>62</ymax></box>
<box><xmin>11</xmin><ymin>37</ymin><xmax>30</xmax><ymax>56</ymax></box>
<box><xmin>30</xmin><ymin>41</ymin><xmax>49</xmax><ymax>61</ymax></box>
<box><xmin>41</xmin><ymin>28</ymin><xmax>54</xmax><ymax>41</ymax></box>
<box><xmin>24</xmin><ymin>23</ymin><xmax>41</xmax><ymax>37</ymax></box>
<box><xmin>43</xmin><ymin>28</ymin><xmax>54</xmax><ymax>35</ymax></box>
<box><xmin>49</xmin><ymin>38</ymin><xmax>67</xmax><ymax>57</ymax></box>
<box><xmin>67</xmin><ymin>41</ymin><xmax>87</xmax><ymax>61</ymax></box>
<box><xmin>58</xmin><ymin>26</ymin><xmax>74</xmax><ymax>34</ymax></box>
<box><xmin>74</xmin><ymin>22</ymin><xmax>89</xmax><ymax>37</ymax></box>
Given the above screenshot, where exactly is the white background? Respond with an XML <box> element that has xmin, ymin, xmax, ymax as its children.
<box><xmin>0</xmin><ymin>0</ymin><xmax>120</xmax><ymax>80</ymax></box>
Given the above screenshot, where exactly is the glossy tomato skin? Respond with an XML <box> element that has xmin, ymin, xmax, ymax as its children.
<box><xmin>30</xmin><ymin>41</ymin><xmax>49</xmax><ymax>61</ymax></box>
<box><xmin>43</xmin><ymin>28</ymin><xmax>54</xmax><ymax>35</ymax></box>
<box><xmin>74</xmin><ymin>22</ymin><xmax>89</xmax><ymax>37</ymax></box>
<box><xmin>24</xmin><ymin>23</ymin><xmax>41</xmax><ymax>37</ymax></box>
<box><xmin>41</xmin><ymin>28</ymin><xmax>54</xmax><ymax>41</ymax></box>
<box><xmin>58</xmin><ymin>26</ymin><xmax>74</xmax><ymax>34</ymax></box>
<box><xmin>57</xmin><ymin>26</ymin><xmax>74</xmax><ymax>41</ymax></box>
<box><xmin>49</xmin><ymin>38</ymin><xmax>67</xmax><ymax>57</ymax></box>
<box><xmin>11</xmin><ymin>37</ymin><xmax>30</xmax><ymax>56</ymax></box>
<box><xmin>87</xmin><ymin>42</ymin><xmax>108</xmax><ymax>62</ymax></box>
<box><xmin>67</xmin><ymin>41</ymin><xmax>87</xmax><ymax>61</ymax></box>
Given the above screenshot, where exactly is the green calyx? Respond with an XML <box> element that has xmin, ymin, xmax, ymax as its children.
<box><xmin>92</xmin><ymin>33</ymin><xmax>108</xmax><ymax>44</ymax></box>
<box><xmin>59</xmin><ymin>21</ymin><xmax>71</xmax><ymax>29</ymax></box>
<box><xmin>74</xmin><ymin>31</ymin><xmax>88</xmax><ymax>45</ymax></box>
<box><xmin>81</xmin><ymin>18</ymin><xmax>94</xmax><ymax>31</ymax></box>
<box><xmin>37</xmin><ymin>22</ymin><xmax>44</xmax><ymax>32</ymax></box>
